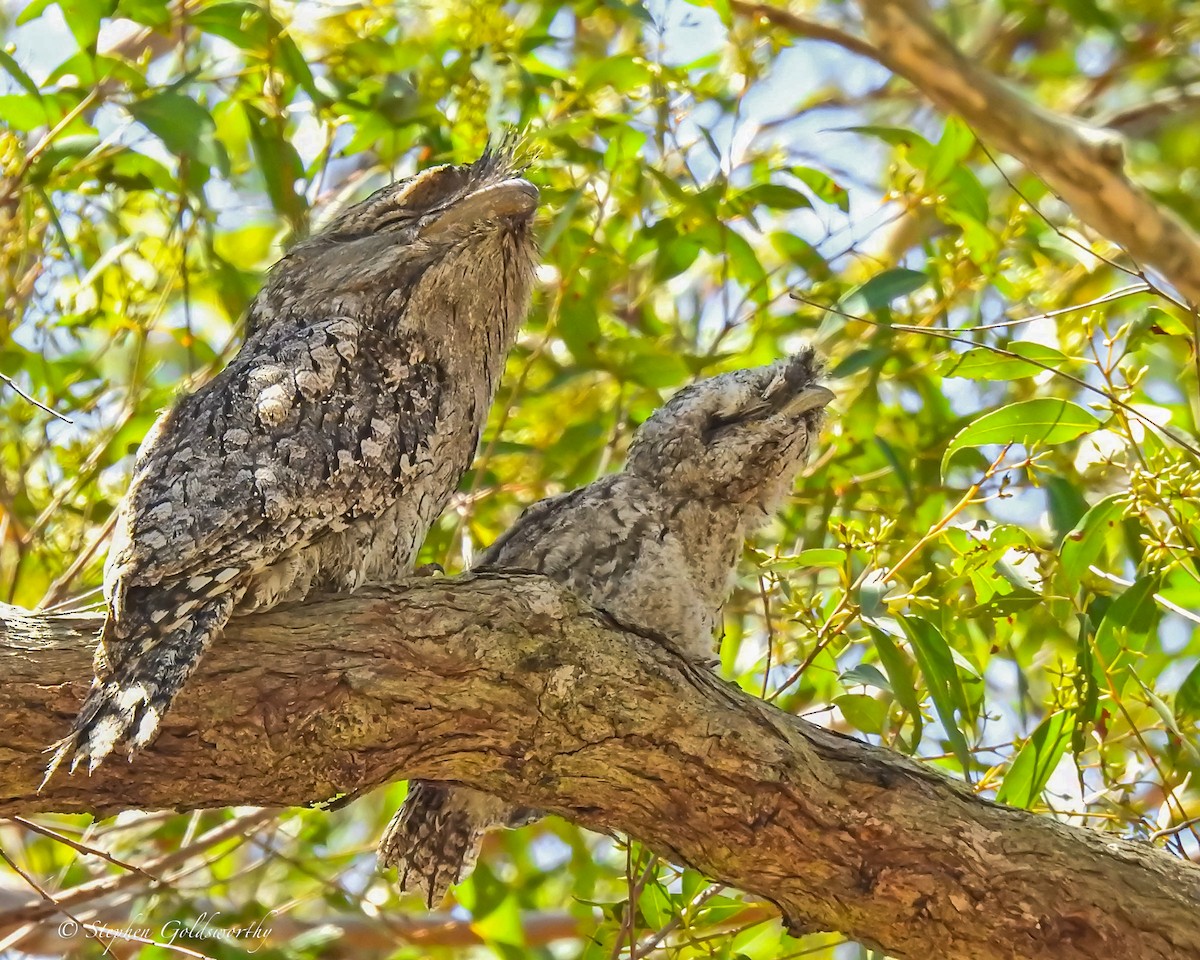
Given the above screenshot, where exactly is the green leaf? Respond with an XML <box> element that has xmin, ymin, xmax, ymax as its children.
<box><xmin>1131</xmin><ymin>668</ymin><xmax>1199</xmax><ymax>760</ymax></box>
<box><xmin>16</xmin><ymin>0</ymin><xmax>56</xmax><ymax>24</ymax></box>
<box><xmin>47</xmin><ymin>51</ymin><xmax>146</xmax><ymax>91</ymax></box>
<box><xmin>0</xmin><ymin>92</ymin><xmax>88</xmax><ymax>132</ymax></box>
<box><xmin>770</xmin><ymin>231</ymin><xmax>829</xmax><ymax>279</ymax></box>
<box><xmin>735</xmin><ymin>183</ymin><xmax>812</xmax><ymax>211</ymax></box>
<box><xmin>1059</xmin><ymin>493</ymin><xmax>1124</xmax><ymax>587</ymax></box>
<box><xmin>835</xmin><ymin>693</ymin><xmax>888</xmax><ymax>734</ymax></box>
<box><xmin>243</xmin><ymin>103</ymin><xmax>306</xmax><ymax>226</ymax></box>
<box><xmin>0</xmin><ymin>50</ymin><xmax>41</xmax><ymax>98</ymax></box>
<box><xmin>996</xmin><ymin>709</ymin><xmax>1073</xmax><ymax>808</ymax></box>
<box><xmin>926</xmin><ymin>116</ymin><xmax>974</xmax><ymax>189</ymax></box>
<box><xmin>944</xmin><ymin>167</ymin><xmax>991</xmax><ymax>225</ymax></box>
<box><xmin>637</xmin><ymin>881</ymin><xmax>674</xmax><ymax>929</ymax></box>
<box><xmin>647</xmin><ymin>216</ymin><xmax>702</xmax><ymax>281</ymax></box>
<box><xmin>829</xmin><ymin>346</ymin><xmax>889</xmax><ymax>378</ymax></box>
<box><xmin>791</xmin><ymin>548</ymin><xmax>844</xmax><ymax>568</ymax></box>
<box><xmin>603</xmin><ymin>125</ymin><xmax>647</xmax><ymax>167</ymax></box>
<box><xmin>26</xmin><ymin>134</ymin><xmax>99</xmax><ymax>183</ymax></box>
<box><xmin>791</xmin><ymin>166</ymin><xmax>849</xmax><ymax>212</ymax></box>
<box><xmin>59</xmin><ymin>0</ymin><xmax>117</xmax><ymax>49</ymax></box>
<box><xmin>730</xmin><ymin>920</ymin><xmax>784</xmax><ymax>959</ymax></box>
<box><xmin>1073</xmin><ymin>614</ymin><xmax>1100</xmax><ymax>755</ymax></box>
<box><xmin>841</xmin><ymin>268</ymin><xmax>929</xmax><ymax>314</ymax></box>
<box><xmin>695</xmin><ymin>893</ymin><xmax>749</xmax><ymax>926</ymax></box>
<box><xmin>115</xmin><ymin>0</ymin><xmax>173</xmax><ymax>28</ymax></box>
<box><xmin>610</xmin><ymin>339</ymin><xmax>691</xmax><ymax>390</ymax></box>
<box><xmin>874</xmin><ymin>436</ymin><xmax>915</xmax><ymax>504</ymax></box>
<box><xmin>1133</xmin><ymin>305</ymin><xmax>1192</xmax><ymax>342</ymax></box>
<box><xmin>900</xmin><ymin>616</ymin><xmax>973</xmax><ymax>775</ymax></box>
<box><xmin>558</xmin><ymin>293</ymin><xmax>602</xmax><ymax>364</ymax></box>
<box><xmin>189</xmin><ymin>1</ymin><xmax>269</xmax><ymax>48</ymax></box>
<box><xmin>0</xmin><ymin>94</ymin><xmax>46</xmax><ymax>130</ymax></box>
<box><xmin>1092</xmin><ymin>575</ymin><xmax>1160</xmax><ymax>694</ymax></box>
<box><xmin>582</xmin><ymin>55</ymin><xmax>653</xmax><ymax>94</ymax></box>
<box><xmin>471</xmin><ymin>893</ymin><xmax>526</xmax><ymax>947</ymax></box>
<box><xmin>1045</xmin><ymin>476</ymin><xmax>1090</xmax><ymax>547</ymax></box>
<box><xmin>837</xmin><ymin>124</ymin><xmax>933</xmax><ymax>167</ymax></box>
<box><xmin>127</xmin><ymin>91</ymin><xmax>224</xmax><ymax>172</ymax></box>
<box><xmin>276</xmin><ymin>33</ymin><xmax>323</xmax><ymax>104</ymax></box>
<box><xmin>869</xmin><ymin>625</ymin><xmax>923</xmax><ymax>749</ymax></box>
<box><xmin>756</xmin><ymin>547</ymin><xmax>844</xmax><ymax>572</ymax></box>
<box><xmin>105</xmin><ymin>149</ymin><xmax>176</xmax><ymax>191</ymax></box>
<box><xmin>858</xmin><ymin>573</ymin><xmax>891</xmax><ymax>622</ymax></box>
<box><xmin>968</xmin><ymin>585</ymin><xmax>1044</xmax><ymax>619</ymax></box>
<box><xmin>648</xmin><ymin>167</ymin><xmax>694</xmax><ymax>207</ymax></box>
<box><xmin>720</xmin><ymin>226</ymin><xmax>768</xmax><ymax>295</ymax></box>
<box><xmin>940</xmin><ymin>342</ymin><xmax>1069</xmax><ymax>380</ymax></box>
<box><xmin>1177</xmin><ymin>661</ymin><xmax>1200</xmax><ymax>721</ymax></box>
<box><xmin>840</xmin><ymin>663</ymin><xmax>892</xmax><ymax>692</ymax></box>
<box><xmin>941</xmin><ymin>399</ymin><xmax>1103</xmax><ymax>479</ymax></box>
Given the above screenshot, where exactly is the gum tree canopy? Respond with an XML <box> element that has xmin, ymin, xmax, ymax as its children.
<box><xmin>1</xmin><ymin>1</ymin><xmax>1199</xmax><ymax>958</ymax></box>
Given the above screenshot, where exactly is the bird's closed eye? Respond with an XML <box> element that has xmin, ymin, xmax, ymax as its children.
<box><xmin>370</xmin><ymin>208</ymin><xmax>419</xmax><ymax>233</ymax></box>
<box><xmin>702</xmin><ymin>394</ymin><xmax>778</xmax><ymax>438</ymax></box>
<box><xmin>701</xmin><ymin>410</ymin><xmax>745</xmax><ymax>440</ymax></box>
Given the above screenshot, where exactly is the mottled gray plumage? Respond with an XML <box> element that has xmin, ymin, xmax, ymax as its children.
<box><xmin>46</xmin><ymin>146</ymin><xmax>539</xmax><ymax>779</ymax></box>
<box><xmin>378</xmin><ymin>351</ymin><xmax>833</xmax><ymax>905</ymax></box>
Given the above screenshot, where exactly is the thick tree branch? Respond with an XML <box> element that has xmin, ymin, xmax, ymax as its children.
<box><xmin>1</xmin><ymin>574</ymin><xmax>1198</xmax><ymax>960</ymax></box>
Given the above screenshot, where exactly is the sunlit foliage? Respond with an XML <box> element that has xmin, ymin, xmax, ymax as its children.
<box><xmin>1</xmin><ymin>0</ymin><xmax>1198</xmax><ymax>957</ymax></box>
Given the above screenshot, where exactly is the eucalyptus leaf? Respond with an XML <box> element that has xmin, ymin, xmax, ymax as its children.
<box><xmin>942</xmin><ymin>399</ymin><xmax>1103</xmax><ymax>479</ymax></box>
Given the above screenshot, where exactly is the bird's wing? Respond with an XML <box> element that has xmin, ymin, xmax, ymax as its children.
<box><xmin>476</xmin><ymin>475</ymin><xmax>662</xmax><ymax>595</ymax></box>
<box><xmin>105</xmin><ymin>316</ymin><xmax>446</xmax><ymax>607</ymax></box>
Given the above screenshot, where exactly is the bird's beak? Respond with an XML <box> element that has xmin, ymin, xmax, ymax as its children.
<box><xmin>419</xmin><ymin>178</ymin><xmax>539</xmax><ymax>239</ymax></box>
<box><xmin>789</xmin><ymin>385</ymin><xmax>835</xmax><ymax>416</ymax></box>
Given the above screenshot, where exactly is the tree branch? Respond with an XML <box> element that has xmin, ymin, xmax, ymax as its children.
<box><xmin>852</xmin><ymin>0</ymin><xmax>1200</xmax><ymax>302</ymax></box>
<box><xmin>734</xmin><ymin>0</ymin><xmax>1200</xmax><ymax>304</ymax></box>
<box><xmin>728</xmin><ymin>2</ymin><xmax>896</xmax><ymax>70</ymax></box>
<box><xmin>1093</xmin><ymin>83</ymin><xmax>1200</xmax><ymax>138</ymax></box>
<box><xmin>2</xmin><ymin>574</ymin><xmax>1198</xmax><ymax>960</ymax></box>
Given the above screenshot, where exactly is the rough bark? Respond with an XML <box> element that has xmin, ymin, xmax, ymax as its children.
<box><xmin>2</xmin><ymin>574</ymin><xmax>1197</xmax><ymax>960</ymax></box>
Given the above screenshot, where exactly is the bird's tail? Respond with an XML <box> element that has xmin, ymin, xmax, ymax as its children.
<box><xmin>379</xmin><ymin>781</ymin><xmax>540</xmax><ymax>908</ymax></box>
<box><xmin>43</xmin><ymin>588</ymin><xmax>239</xmax><ymax>784</ymax></box>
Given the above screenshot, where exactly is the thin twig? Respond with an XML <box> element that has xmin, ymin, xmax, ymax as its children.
<box><xmin>0</xmin><ymin>844</ymin><xmax>118</xmax><ymax>958</ymax></box>
<box><xmin>5</xmin><ymin>817</ymin><xmax>159</xmax><ymax>881</ymax></box>
<box><xmin>0</xmin><ymin>812</ymin><xmax>275</xmax><ymax>929</ymax></box>
<box><xmin>791</xmin><ymin>292</ymin><xmax>1200</xmax><ymax>462</ymax></box>
<box><xmin>0</xmin><ymin>374</ymin><xmax>71</xmax><ymax>425</ymax></box>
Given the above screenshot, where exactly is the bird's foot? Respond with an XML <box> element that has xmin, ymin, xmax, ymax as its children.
<box><xmin>41</xmin><ymin>681</ymin><xmax>161</xmax><ymax>788</ymax></box>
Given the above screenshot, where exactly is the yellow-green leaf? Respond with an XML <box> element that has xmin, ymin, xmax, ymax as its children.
<box><xmin>942</xmin><ymin>399</ymin><xmax>1103</xmax><ymax>479</ymax></box>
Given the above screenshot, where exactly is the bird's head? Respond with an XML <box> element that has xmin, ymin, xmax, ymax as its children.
<box><xmin>314</xmin><ymin>145</ymin><xmax>538</xmax><ymax>247</ymax></box>
<box><xmin>626</xmin><ymin>350</ymin><xmax>833</xmax><ymax>513</ymax></box>
<box><xmin>250</xmin><ymin>142</ymin><xmax>539</xmax><ymax>335</ymax></box>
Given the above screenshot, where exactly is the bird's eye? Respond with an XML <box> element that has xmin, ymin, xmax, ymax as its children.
<box><xmin>702</xmin><ymin>411</ymin><xmax>741</xmax><ymax>439</ymax></box>
<box><xmin>370</xmin><ymin>209</ymin><xmax>416</xmax><ymax>233</ymax></box>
